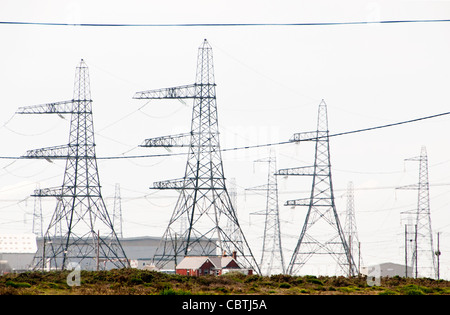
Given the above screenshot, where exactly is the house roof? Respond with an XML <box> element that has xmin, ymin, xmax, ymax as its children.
<box><xmin>176</xmin><ymin>256</ymin><xmax>212</xmax><ymax>269</ymax></box>
<box><xmin>176</xmin><ymin>256</ymin><xmax>240</xmax><ymax>270</ymax></box>
<box><xmin>209</xmin><ymin>256</ymin><xmax>239</xmax><ymax>269</ymax></box>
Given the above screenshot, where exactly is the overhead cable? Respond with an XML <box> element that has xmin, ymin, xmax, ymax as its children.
<box><xmin>0</xmin><ymin>110</ymin><xmax>449</xmax><ymax>160</ymax></box>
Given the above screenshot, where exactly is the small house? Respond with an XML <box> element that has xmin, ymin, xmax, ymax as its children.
<box><xmin>175</xmin><ymin>253</ymin><xmax>252</xmax><ymax>276</ymax></box>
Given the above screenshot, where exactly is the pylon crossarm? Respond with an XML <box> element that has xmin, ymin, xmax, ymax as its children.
<box><xmin>140</xmin><ymin>132</ymin><xmax>192</xmax><ymax>147</ymax></box>
<box><xmin>22</xmin><ymin>144</ymin><xmax>69</xmax><ymax>159</ymax></box>
<box><xmin>152</xmin><ymin>178</ymin><xmax>196</xmax><ymax>190</ymax></box>
<box><xmin>396</xmin><ymin>184</ymin><xmax>419</xmax><ymax>190</ymax></box>
<box><xmin>245</xmin><ymin>184</ymin><xmax>269</xmax><ymax>192</ymax></box>
<box><xmin>16</xmin><ymin>100</ymin><xmax>75</xmax><ymax>114</ymax></box>
<box><xmin>276</xmin><ymin>166</ymin><xmax>315</xmax><ymax>176</ymax></box>
<box><xmin>134</xmin><ymin>83</ymin><xmax>217</xmax><ymax>100</ymax></box>
<box><xmin>285</xmin><ymin>198</ymin><xmax>311</xmax><ymax>207</ymax></box>
<box><xmin>289</xmin><ymin>131</ymin><xmax>327</xmax><ymax>142</ymax></box>
<box><xmin>32</xmin><ymin>186</ymin><xmax>64</xmax><ymax>198</ymax></box>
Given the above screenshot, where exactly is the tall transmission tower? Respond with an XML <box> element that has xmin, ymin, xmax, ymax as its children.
<box><xmin>277</xmin><ymin>99</ymin><xmax>356</xmax><ymax>276</ymax></box>
<box><xmin>113</xmin><ymin>183</ymin><xmax>124</xmax><ymax>239</ymax></box>
<box><xmin>16</xmin><ymin>60</ymin><xmax>129</xmax><ymax>270</ymax></box>
<box><xmin>397</xmin><ymin>146</ymin><xmax>436</xmax><ymax>278</ymax></box>
<box><xmin>134</xmin><ymin>39</ymin><xmax>260</xmax><ymax>273</ymax></box>
<box><xmin>225</xmin><ymin>178</ymin><xmax>243</xmax><ymax>247</ymax></box>
<box><xmin>343</xmin><ymin>181</ymin><xmax>361</xmax><ymax>276</ymax></box>
<box><xmin>247</xmin><ymin>151</ymin><xmax>285</xmax><ymax>276</ymax></box>
<box><xmin>32</xmin><ymin>183</ymin><xmax>43</xmax><ymax>238</ymax></box>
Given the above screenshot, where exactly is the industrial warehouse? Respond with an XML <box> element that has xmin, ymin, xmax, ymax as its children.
<box><xmin>0</xmin><ymin>234</ymin><xmax>218</xmax><ymax>274</ymax></box>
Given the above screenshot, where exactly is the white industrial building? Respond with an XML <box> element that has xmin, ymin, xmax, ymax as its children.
<box><xmin>0</xmin><ymin>233</ymin><xmax>37</xmax><ymax>273</ymax></box>
<box><xmin>360</xmin><ymin>262</ymin><xmax>412</xmax><ymax>278</ymax></box>
<box><xmin>1</xmin><ymin>234</ymin><xmax>215</xmax><ymax>273</ymax></box>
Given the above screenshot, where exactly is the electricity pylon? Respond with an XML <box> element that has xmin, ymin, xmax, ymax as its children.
<box><xmin>343</xmin><ymin>181</ymin><xmax>361</xmax><ymax>276</ymax></box>
<box><xmin>16</xmin><ymin>60</ymin><xmax>129</xmax><ymax>270</ymax></box>
<box><xmin>134</xmin><ymin>39</ymin><xmax>260</xmax><ymax>274</ymax></box>
<box><xmin>247</xmin><ymin>151</ymin><xmax>285</xmax><ymax>275</ymax></box>
<box><xmin>113</xmin><ymin>183</ymin><xmax>124</xmax><ymax>239</ymax></box>
<box><xmin>397</xmin><ymin>146</ymin><xmax>436</xmax><ymax>278</ymax></box>
<box><xmin>32</xmin><ymin>183</ymin><xmax>43</xmax><ymax>238</ymax></box>
<box><xmin>225</xmin><ymin>178</ymin><xmax>244</xmax><ymax>247</ymax></box>
<box><xmin>277</xmin><ymin>99</ymin><xmax>356</xmax><ymax>276</ymax></box>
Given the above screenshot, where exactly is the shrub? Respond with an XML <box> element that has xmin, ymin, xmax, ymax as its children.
<box><xmin>215</xmin><ymin>287</ymin><xmax>229</xmax><ymax>294</ymax></box>
<box><xmin>270</xmin><ymin>274</ymin><xmax>292</xmax><ymax>283</ymax></box>
<box><xmin>5</xmin><ymin>281</ymin><xmax>32</xmax><ymax>289</ymax></box>
<box><xmin>221</xmin><ymin>271</ymin><xmax>246</xmax><ymax>282</ymax></box>
<box><xmin>338</xmin><ymin>286</ymin><xmax>356</xmax><ymax>293</ymax></box>
<box><xmin>244</xmin><ymin>275</ymin><xmax>261</xmax><ymax>283</ymax></box>
<box><xmin>330</xmin><ymin>276</ymin><xmax>351</xmax><ymax>287</ymax></box>
<box><xmin>401</xmin><ymin>284</ymin><xmax>425</xmax><ymax>295</ymax></box>
<box><xmin>299</xmin><ymin>289</ymin><xmax>309</xmax><ymax>294</ymax></box>
<box><xmin>294</xmin><ymin>278</ymin><xmax>304</xmax><ymax>285</ymax></box>
<box><xmin>159</xmin><ymin>288</ymin><xmax>191</xmax><ymax>295</ymax></box>
<box><xmin>306</xmin><ymin>277</ymin><xmax>323</xmax><ymax>286</ymax></box>
<box><xmin>130</xmin><ymin>276</ymin><xmax>144</xmax><ymax>285</ymax></box>
<box><xmin>379</xmin><ymin>289</ymin><xmax>398</xmax><ymax>295</ymax></box>
<box><xmin>279</xmin><ymin>282</ymin><xmax>291</xmax><ymax>289</ymax></box>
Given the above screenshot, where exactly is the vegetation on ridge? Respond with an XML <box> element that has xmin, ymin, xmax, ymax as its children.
<box><xmin>0</xmin><ymin>268</ymin><xmax>449</xmax><ymax>295</ymax></box>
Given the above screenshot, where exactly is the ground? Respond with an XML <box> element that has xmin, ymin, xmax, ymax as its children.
<box><xmin>0</xmin><ymin>268</ymin><xmax>449</xmax><ymax>295</ymax></box>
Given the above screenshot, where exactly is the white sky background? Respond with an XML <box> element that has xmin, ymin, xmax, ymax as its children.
<box><xmin>0</xmin><ymin>0</ymin><xmax>450</xmax><ymax>278</ymax></box>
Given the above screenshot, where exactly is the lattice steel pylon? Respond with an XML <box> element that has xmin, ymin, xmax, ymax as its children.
<box><xmin>134</xmin><ymin>39</ymin><xmax>260</xmax><ymax>273</ymax></box>
<box><xmin>278</xmin><ymin>99</ymin><xmax>356</xmax><ymax>276</ymax></box>
<box><xmin>16</xmin><ymin>60</ymin><xmax>129</xmax><ymax>270</ymax></box>
<box><xmin>397</xmin><ymin>146</ymin><xmax>436</xmax><ymax>278</ymax></box>
<box><xmin>343</xmin><ymin>181</ymin><xmax>362</xmax><ymax>276</ymax></box>
<box><xmin>113</xmin><ymin>183</ymin><xmax>124</xmax><ymax>239</ymax></box>
<box><xmin>32</xmin><ymin>183</ymin><xmax>43</xmax><ymax>238</ymax></box>
<box><xmin>247</xmin><ymin>151</ymin><xmax>285</xmax><ymax>275</ymax></box>
<box><xmin>225</xmin><ymin>178</ymin><xmax>244</xmax><ymax>247</ymax></box>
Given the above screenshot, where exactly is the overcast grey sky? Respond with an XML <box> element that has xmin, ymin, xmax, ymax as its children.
<box><xmin>0</xmin><ymin>0</ymin><xmax>449</xmax><ymax>277</ymax></box>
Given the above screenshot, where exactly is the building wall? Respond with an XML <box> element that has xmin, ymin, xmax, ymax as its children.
<box><xmin>176</xmin><ymin>260</ymin><xmax>216</xmax><ymax>276</ymax></box>
<box><xmin>361</xmin><ymin>262</ymin><xmax>412</xmax><ymax>277</ymax></box>
<box><xmin>4</xmin><ymin>236</ymin><xmax>219</xmax><ymax>272</ymax></box>
<box><xmin>0</xmin><ymin>234</ymin><xmax>37</xmax><ymax>272</ymax></box>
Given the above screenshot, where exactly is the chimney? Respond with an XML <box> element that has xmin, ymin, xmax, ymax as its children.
<box><xmin>232</xmin><ymin>251</ymin><xmax>237</xmax><ymax>260</ymax></box>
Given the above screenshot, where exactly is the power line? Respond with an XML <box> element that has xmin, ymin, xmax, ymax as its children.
<box><xmin>1</xmin><ymin>19</ymin><xmax>450</xmax><ymax>27</ymax></box>
<box><xmin>1</xmin><ymin>109</ymin><xmax>449</xmax><ymax>161</ymax></box>
<box><xmin>217</xmin><ymin>110</ymin><xmax>450</xmax><ymax>154</ymax></box>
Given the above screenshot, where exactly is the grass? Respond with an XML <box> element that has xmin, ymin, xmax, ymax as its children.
<box><xmin>0</xmin><ymin>269</ymin><xmax>449</xmax><ymax>295</ymax></box>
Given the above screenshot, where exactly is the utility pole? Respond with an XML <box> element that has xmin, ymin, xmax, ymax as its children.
<box><xmin>134</xmin><ymin>39</ymin><xmax>260</xmax><ymax>274</ymax></box>
<box><xmin>17</xmin><ymin>60</ymin><xmax>128</xmax><ymax>270</ymax></box>
<box><xmin>405</xmin><ymin>224</ymin><xmax>408</xmax><ymax>277</ymax></box>
<box><xmin>358</xmin><ymin>242</ymin><xmax>361</xmax><ymax>276</ymax></box>
<box><xmin>415</xmin><ymin>224</ymin><xmax>418</xmax><ymax>278</ymax></box>
<box><xmin>278</xmin><ymin>99</ymin><xmax>356</xmax><ymax>276</ymax></box>
<box><xmin>435</xmin><ymin>232</ymin><xmax>441</xmax><ymax>280</ymax></box>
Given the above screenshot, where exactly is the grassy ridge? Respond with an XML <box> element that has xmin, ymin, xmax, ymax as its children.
<box><xmin>0</xmin><ymin>268</ymin><xmax>449</xmax><ymax>295</ymax></box>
